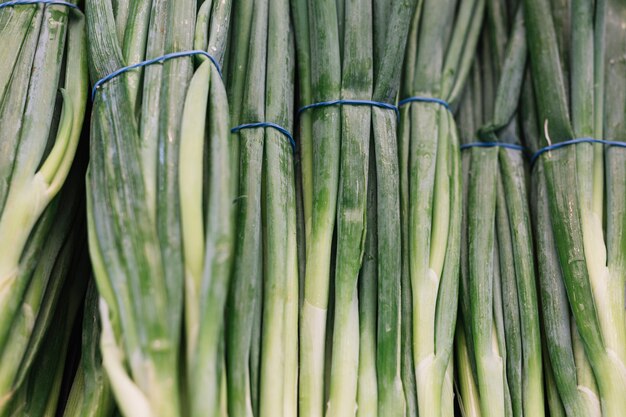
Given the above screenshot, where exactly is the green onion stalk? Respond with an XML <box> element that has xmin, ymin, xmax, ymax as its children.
<box><xmin>5</xmin><ymin>217</ymin><xmax>90</xmax><ymax>417</ymax></box>
<box><xmin>85</xmin><ymin>0</ymin><xmax>234</xmax><ymax>415</ymax></box>
<box><xmin>292</xmin><ymin>0</ymin><xmax>416</xmax><ymax>416</ymax></box>
<box><xmin>454</xmin><ymin>60</ymin><xmax>483</xmax><ymax>417</ymax></box>
<box><xmin>521</xmin><ymin>49</ymin><xmax>602</xmax><ymax>417</ymax></box>
<box><xmin>399</xmin><ymin>1</ymin><xmax>484</xmax><ymax>416</ymax></box>
<box><xmin>225</xmin><ymin>0</ymin><xmax>297</xmax><ymax>416</ymax></box>
<box><xmin>456</xmin><ymin>3</ymin><xmax>545</xmax><ymax>416</ymax></box>
<box><xmin>524</xmin><ymin>0</ymin><xmax>626</xmax><ymax>416</ymax></box>
<box><xmin>0</xmin><ymin>1</ymin><xmax>87</xmax><ymax>411</ymax></box>
<box><xmin>62</xmin><ymin>281</ymin><xmax>116</xmax><ymax>417</ymax></box>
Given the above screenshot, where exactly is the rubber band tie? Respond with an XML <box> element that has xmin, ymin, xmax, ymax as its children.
<box><xmin>298</xmin><ymin>99</ymin><xmax>399</xmax><ymax>119</ymax></box>
<box><xmin>530</xmin><ymin>137</ymin><xmax>626</xmax><ymax>165</ymax></box>
<box><xmin>231</xmin><ymin>122</ymin><xmax>296</xmax><ymax>152</ymax></box>
<box><xmin>460</xmin><ymin>142</ymin><xmax>527</xmax><ymax>152</ymax></box>
<box><xmin>91</xmin><ymin>50</ymin><xmax>222</xmax><ymax>101</ymax></box>
<box><xmin>0</xmin><ymin>0</ymin><xmax>78</xmax><ymax>9</ymax></box>
<box><xmin>398</xmin><ymin>96</ymin><xmax>452</xmax><ymax>112</ymax></box>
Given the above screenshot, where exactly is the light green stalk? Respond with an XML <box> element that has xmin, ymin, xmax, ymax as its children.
<box><xmin>400</xmin><ymin>1</ymin><xmax>483</xmax><ymax>416</ymax></box>
<box><xmin>0</xmin><ymin>3</ymin><xmax>86</xmax><ymax>411</ymax></box>
<box><xmin>356</xmin><ymin>155</ymin><xmax>378</xmax><ymax>417</ymax></box>
<box><xmin>63</xmin><ymin>282</ymin><xmax>115</xmax><ymax>417</ymax></box>
<box><xmin>326</xmin><ymin>0</ymin><xmax>372</xmax><ymax>415</ymax></box>
<box><xmin>297</xmin><ymin>1</ymin><xmax>342</xmax><ymax>415</ymax></box>
<box><xmin>524</xmin><ymin>0</ymin><xmax>626</xmax><ymax>414</ymax></box>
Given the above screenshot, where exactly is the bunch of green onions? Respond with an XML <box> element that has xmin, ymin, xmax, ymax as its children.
<box><xmin>524</xmin><ymin>0</ymin><xmax>626</xmax><ymax>415</ymax></box>
<box><xmin>398</xmin><ymin>1</ymin><xmax>483</xmax><ymax>416</ymax></box>
<box><xmin>62</xmin><ymin>281</ymin><xmax>115</xmax><ymax>417</ymax></box>
<box><xmin>86</xmin><ymin>0</ymin><xmax>235</xmax><ymax>415</ymax></box>
<box><xmin>225</xmin><ymin>0</ymin><xmax>297</xmax><ymax>416</ymax></box>
<box><xmin>292</xmin><ymin>0</ymin><xmax>416</xmax><ymax>416</ymax></box>
<box><xmin>0</xmin><ymin>1</ymin><xmax>87</xmax><ymax>412</ymax></box>
<box><xmin>455</xmin><ymin>2</ymin><xmax>544</xmax><ymax>416</ymax></box>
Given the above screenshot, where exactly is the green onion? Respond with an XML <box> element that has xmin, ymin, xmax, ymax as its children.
<box><xmin>0</xmin><ymin>2</ymin><xmax>87</xmax><ymax>408</ymax></box>
<box><xmin>63</xmin><ymin>281</ymin><xmax>115</xmax><ymax>417</ymax></box>
<box><xmin>225</xmin><ymin>1</ymin><xmax>297</xmax><ymax>417</ymax></box>
<box><xmin>456</xmin><ymin>3</ymin><xmax>545</xmax><ymax>416</ymax></box>
<box><xmin>400</xmin><ymin>1</ymin><xmax>483</xmax><ymax>416</ymax></box>
<box><xmin>293</xmin><ymin>1</ymin><xmax>416</xmax><ymax>416</ymax></box>
<box><xmin>86</xmin><ymin>0</ymin><xmax>234</xmax><ymax>415</ymax></box>
<box><xmin>524</xmin><ymin>0</ymin><xmax>626</xmax><ymax>415</ymax></box>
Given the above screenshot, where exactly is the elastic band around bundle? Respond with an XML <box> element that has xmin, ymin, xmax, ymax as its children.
<box><xmin>530</xmin><ymin>137</ymin><xmax>626</xmax><ymax>165</ymax></box>
<box><xmin>298</xmin><ymin>99</ymin><xmax>399</xmax><ymax>119</ymax></box>
<box><xmin>399</xmin><ymin>96</ymin><xmax>451</xmax><ymax>112</ymax></box>
<box><xmin>0</xmin><ymin>0</ymin><xmax>78</xmax><ymax>9</ymax></box>
<box><xmin>231</xmin><ymin>122</ymin><xmax>296</xmax><ymax>152</ymax></box>
<box><xmin>460</xmin><ymin>142</ymin><xmax>527</xmax><ymax>153</ymax></box>
<box><xmin>91</xmin><ymin>50</ymin><xmax>222</xmax><ymax>101</ymax></box>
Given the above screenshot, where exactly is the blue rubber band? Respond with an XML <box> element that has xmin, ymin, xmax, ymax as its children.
<box><xmin>231</xmin><ymin>122</ymin><xmax>296</xmax><ymax>152</ymax></box>
<box><xmin>398</xmin><ymin>96</ymin><xmax>451</xmax><ymax>112</ymax></box>
<box><xmin>298</xmin><ymin>99</ymin><xmax>399</xmax><ymax>119</ymax></box>
<box><xmin>530</xmin><ymin>137</ymin><xmax>626</xmax><ymax>165</ymax></box>
<box><xmin>91</xmin><ymin>50</ymin><xmax>222</xmax><ymax>101</ymax></box>
<box><xmin>460</xmin><ymin>142</ymin><xmax>527</xmax><ymax>153</ymax></box>
<box><xmin>0</xmin><ymin>0</ymin><xmax>78</xmax><ymax>9</ymax></box>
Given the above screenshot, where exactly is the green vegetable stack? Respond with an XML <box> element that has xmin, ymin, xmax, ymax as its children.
<box><xmin>225</xmin><ymin>0</ymin><xmax>298</xmax><ymax>416</ymax></box>
<box><xmin>85</xmin><ymin>0</ymin><xmax>235</xmax><ymax>415</ymax></box>
<box><xmin>0</xmin><ymin>1</ymin><xmax>87</xmax><ymax>414</ymax></box>
<box><xmin>399</xmin><ymin>1</ymin><xmax>483</xmax><ymax>416</ymax></box>
<box><xmin>292</xmin><ymin>0</ymin><xmax>417</xmax><ymax>416</ymax></box>
<box><xmin>455</xmin><ymin>2</ymin><xmax>544</xmax><ymax>416</ymax></box>
<box><xmin>525</xmin><ymin>0</ymin><xmax>626</xmax><ymax>416</ymax></box>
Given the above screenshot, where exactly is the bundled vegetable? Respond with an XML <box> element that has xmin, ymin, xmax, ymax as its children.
<box><xmin>225</xmin><ymin>0</ymin><xmax>297</xmax><ymax>416</ymax></box>
<box><xmin>62</xmin><ymin>281</ymin><xmax>115</xmax><ymax>417</ymax></box>
<box><xmin>455</xmin><ymin>3</ymin><xmax>544</xmax><ymax>416</ymax></box>
<box><xmin>86</xmin><ymin>0</ymin><xmax>234</xmax><ymax>415</ymax></box>
<box><xmin>524</xmin><ymin>0</ymin><xmax>626</xmax><ymax>415</ymax></box>
<box><xmin>4</xmin><ymin>220</ymin><xmax>90</xmax><ymax>417</ymax></box>
<box><xmin>398</xmin><ymin>1</ymin><xmax>483</xmax><ymax>416</ymax></box>
<box><xmin>0</xmin><ymin>1</ymin><xmax>87</xmax><ymax>411</ymax></box>
<box><xmin>292</xmin><ymin>0</ymin><xmax>416</xmax><ymax>416</ymax></box>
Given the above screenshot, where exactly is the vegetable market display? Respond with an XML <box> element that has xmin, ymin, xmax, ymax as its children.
<box><xmin>0</xmin><ymin>0</ymin><xmax>624</xmax><ymax>416</ymax></box>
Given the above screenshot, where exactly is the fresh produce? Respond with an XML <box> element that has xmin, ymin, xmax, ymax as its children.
<box><xmin>398</xmin><ymin>1</ymin><xmax>483</xmax><ymax>416</ymax></box>
<box><xmin>292</xmin><ymin>0</ymin><xmax>416</xmax><ymax>416</ymax></box>
<box><xmin>62</xmin><ymin>281</ymin><xmax>115</xmax><ymax>417</ymax></box>
<box><xmin>1</xmin><ymin>1</ymin><xmax>625</xmax><ymax>416</ymax></box>
<box><xmin>85</xmin><ymin>0</ymin><xmax>234</xmax><ymax>415</ymax></box>
<box><xmin>456</xmin><ymin>3</ymin><xmax>544</xmax><ymax>416</ymax></box>
<box><xmin>0</xmin><ymin>0</ymin><xmax>87</xmax><ymax>411</ymax></box>
<box><xmin>524</xmin><ymin>0</ymin><xmax>626</xmax><ymax>416</ymax></box>
<box><xmin>225</xmin><ymin>0</ymin><xmax>298</xmax><ymax>416</ymax></box>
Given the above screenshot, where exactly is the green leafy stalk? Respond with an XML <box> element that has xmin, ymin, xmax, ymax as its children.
<box><xmin>297</xmin><ymin>1</ymin><xmax>342</xmax><ymax>415</ymax></box>
<box><xmin>63</xmin><ymin>282</ymin><xmax>115</xmax><ymax>417</ymax></box>
<box><xmin>325</xmin><ymin>0</ymin><xmax>372</xmax><ymax>415</ymax></box>
<box><xmin>0</xmin><ymin>4</ymin><xmax>86</xmax><ymax>409</ymax></box>
<box><xmin>525</xmin><ymin>0</ymin><xmax>626</xmax><ymax>414</ymax></box>
<box><xmin>400</xmin><ymin>1</ymin><xmax>483</xmax><ymax>416</ymax></box>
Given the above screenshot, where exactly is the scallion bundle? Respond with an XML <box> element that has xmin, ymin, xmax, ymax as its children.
<box><xmin>399</xmin><ymin>1</ymin><xmax>483</xmax><ymax>416</ymax></box>
<box><xmin>86</xmin><ymin>0</ymin><xmax>235</xmax><ymax>415</ymax></box>
<box><xmin>524</xmin><ymin>0</ymin><xmax>626</xmax><ymax>415</ymax></box>
<box><xmin>292</xmin><ymin>1</ymin><xmax>416</xmax><ymax>416</ymax></box>
<box><xmin>0</xmin><ymin>1</ymin><xmax>87</xmax><ymax>411</ymax></box>
<box><xmin>455</xmin><ymin>3</ymin><xmax>545</xmax><ymax>416</ymax></box>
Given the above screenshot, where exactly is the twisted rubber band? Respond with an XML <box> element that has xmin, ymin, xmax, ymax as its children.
<box><xmin>460</xmin><ymin>142</ymin><xmax>527</xmax><ymax>153</ymax></box>
<box><xmin>398</xmin><ymin>96</ymin><xmax>452</xmax><ymax>111</ymax></box>
<box><xmin>231</xmin><ymin>122</ymin><xmax>296</xmax><ymax>152</ymax></box>
<box><xmin>92</xmin><ymin>50</ymin><xmax>222</xmax><ymax>100</ymax></box>
<box><xmin>530</xmin><ymin>137</ymin><xmax>626</xmax><ymax>165</ymax></box>
<box><xmin>298</xmin><ymin>99</ymin><xmax>399</xmax><ymax>119</ymax></box>
<box><xmin>0</xmin><ymin>0</ymin><xmax>78</xmax><ymax>9</ymax></box>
